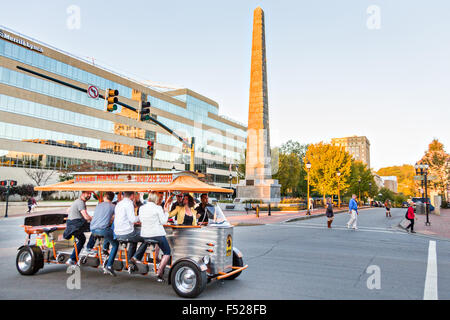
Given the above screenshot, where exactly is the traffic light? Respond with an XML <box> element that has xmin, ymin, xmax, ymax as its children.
<box><xmin>9</xmin><ymin>180</ymin><xmax>17</xmax><ymax>187</ymax></box>
<box><xmin>106</xmin><ymin>89</ymin><xmax>119</xmax><ymax>112</ymax></box>
<box><xmin>0</xmin><ymin>180</ymin><xmax>6</xmax><ymax>187</ymax></box>
<box><xmin>147</xmin><ymin>140</ymin><xmax>154</xmax><ymax>157</ymax></box>
<box><xmin>140</xmin><ymin>101</ymin><xmax>151</xmax><ymax>121</ymax></box>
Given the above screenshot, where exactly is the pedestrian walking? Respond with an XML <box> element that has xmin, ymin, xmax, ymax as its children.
<box><xmin>308</xmin><ymin>198</ymin><xmax>314</xmax><ymax>214</ymax></box>
<box><xmin>405</xmin><ymin>200</ymin><xmax>416</xmax><ymax>233</ymax></box>
<box><xmin>326</xmin><ymin>197</ymin><xmax>334</xmax><ymax>228</ymax></box>
<box><xmin>347</xmin><ymin>194</ymin><xmax>358</xmax><ymax>230</ymax></box>
<box><xmin>27</xmin><ymin>196</ymin><xmax>37</xmax><ymax>213</ymax></box>
<box><xmin>385</xmin><ymin>199</ymin><xmax>392</xmax><ymax>217</ymax></box>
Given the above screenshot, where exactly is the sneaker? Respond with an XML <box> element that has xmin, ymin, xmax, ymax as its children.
<box><xmin>65</xmin><ymin>258</ymin><xmax>76</xmax><ymax>265</ymax></box>
<box><xmin>411</xmin><ymin>230</ymin><xmax>416</xmax><ymax>233</ymax></box>
<box><xmin>156</xmin><ymin>275</ymin><xmax>165</xmax><ymax>283</ymax></box>
<box><xmin>346</xmin><ymin>224</ymin><xmax>350</xmax><ymax>229</ymax></box>
<box><xmin>352</xmin><ymin>226</ymin><xmax>358</xmax><ymax>230</ymax></box>
<box><xmin>80</xmin><ymin>248</ymin><xmax>96</xmax><ymax>256</ymax></box>
<box><xmin>104</xmin><ymin>266</ymin><xmax>117</xmax><ymax>277</ymax></box>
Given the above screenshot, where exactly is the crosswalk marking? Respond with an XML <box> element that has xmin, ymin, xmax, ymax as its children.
<box><xmin>269</xmin><ymin>222</ymin><xmax>406</xmax><ymax>235</ymax></box>
<box><xmin>424</xmin><ymin>240</ymin><xmax>438</xmax><ymax>300</ymax></box>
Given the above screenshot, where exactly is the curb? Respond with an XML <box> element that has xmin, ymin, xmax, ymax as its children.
<box><xmin>285</xmin><ymin>209</ymin><xmax>348</xmax><ymax>223</ymax></box>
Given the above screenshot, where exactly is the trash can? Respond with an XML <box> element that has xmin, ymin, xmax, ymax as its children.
<box><xmin>415</xmin><ymin>202</ymin><xmax>425</xmax><ymax>215</ymax></box>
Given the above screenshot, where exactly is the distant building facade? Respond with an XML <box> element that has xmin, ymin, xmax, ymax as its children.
<box><xmin>331</xmin><ymin>136</ymin><xmax>371</xmax><ymax>168</ymax></box>
<box><xmin>380</xmin><ymin>176</ymin><xmax>398</xmax><ymax>193</ymax></box>
<box><xmin>0</xmin><ymin>27</ymin><xmax>247</xmax><ymax>188</ymax></box>
<box><xmin>372</xmin><ymin>172</ymin><xmax>384</xmax><ymax>189</ymax></box>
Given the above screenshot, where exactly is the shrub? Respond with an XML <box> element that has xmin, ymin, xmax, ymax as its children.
<box><xmin>243</xmin><ymin>199</ymin><xmax>263</xmax><ymax>204</ymax></box>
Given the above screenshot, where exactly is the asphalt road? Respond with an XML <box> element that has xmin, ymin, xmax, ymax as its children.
<box><xmin>0</xmin><ymin>207</ymin><xmax>449</xmax><ymax>300</ymax></box>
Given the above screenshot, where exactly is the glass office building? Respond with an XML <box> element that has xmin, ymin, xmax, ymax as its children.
<box><xmin>0</xmin><ymin>27</ymin><xmax>246</xmax><ymax>188</ymax></box>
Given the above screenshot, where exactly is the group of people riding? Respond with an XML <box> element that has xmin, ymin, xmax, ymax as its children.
<box><xmin>63</xmin><ymin>190</ymin><xmax>214</xmax><ymax>280</ymax></box>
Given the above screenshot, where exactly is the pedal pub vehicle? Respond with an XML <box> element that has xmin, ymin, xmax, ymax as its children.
<box><xmin>16</xmin><ymin>171</ymin><xmax>248</xmax><ymax>298</ymax></box>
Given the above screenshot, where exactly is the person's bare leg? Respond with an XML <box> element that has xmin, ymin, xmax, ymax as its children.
<box><xmin>157</xmin><ymin>255</ymin><xmax>171</xmax><ymax>278</ymax></box>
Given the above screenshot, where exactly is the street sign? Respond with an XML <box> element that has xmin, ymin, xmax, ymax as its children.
<box><xmin>87</xmin><ymin>85</ymin><xmax>99</xmax><ymax>99</ymax></box>
<box><xmin>414</xmin><ymin>175</ymin><xmax>437</xmax><ymax>181</ymax></box>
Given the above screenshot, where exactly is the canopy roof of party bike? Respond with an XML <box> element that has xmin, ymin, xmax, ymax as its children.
<box><xmin>34</xmin><ymin>171</ymin><xmax>233</xmax><ymax>194</ymax></box>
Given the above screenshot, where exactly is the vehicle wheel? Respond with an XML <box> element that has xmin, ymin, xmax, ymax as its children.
<box><xmin>226</xmin><ymin>250</ymin><xmax>244</xmax><ymax>280</ymax></box>
<box><xmin>170</xmin><ymin>260</ymin><xmax>207</xmax><ymax>298</ymax></box>
<box><xmin>16</xmin><ymin>246</ymin><xmax>43</xmax><ymax>275</ymax></box>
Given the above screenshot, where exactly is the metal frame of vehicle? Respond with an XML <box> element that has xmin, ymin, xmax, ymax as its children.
<box><xmin>16</xmin><ymin>171</ymin><xmax>248</xmax><ymax>298</ymax></box>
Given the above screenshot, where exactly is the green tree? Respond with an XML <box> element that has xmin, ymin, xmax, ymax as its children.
<box><xmin>394</xmin><ymin>193</ymin><xmax>408</xmax><ymax>207</ymax></box>
<box><xmin>305</xmin><ymin>142</ymin><xmax>352</xmax><ymax>203</ymax></box>
<box><xmin>375</xmin><ymin>187</ymin><xmax>395</xmax><ymax>203</ymax></box>
<box><xmin>419</xmin><ymin>139</ymin><xmax>450</xmax><ymax>201</ymax></box>
<box><xmin>377</xmin><ymin>165</ymin><xmax>416</xmax><ymax>196</ymax></box>
<box><xmin>346</xmin><ymin>160</ymin><xmax>378</xmax><ymax>202</ymax></box>
<box><xmin>271</xmin><ymin>141</ymin><xmax>309</xmax><ymax>197</ymax></box>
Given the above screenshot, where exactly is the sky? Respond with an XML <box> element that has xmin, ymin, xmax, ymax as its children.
<box><xmin>0</xmin><ymin>0</ymin><xmax>449</xmax><ymax>170</ymax></box>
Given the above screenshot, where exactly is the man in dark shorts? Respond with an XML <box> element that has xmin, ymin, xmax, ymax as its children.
<box><xmin>63</xmin><ymin>191</ymin><xmax>92</xmax><ymax>265</ymax></box>
<box><xmin>385</xmin><ymin>200</ymin><xmax>392</xmax><ymax>217</ymax></box>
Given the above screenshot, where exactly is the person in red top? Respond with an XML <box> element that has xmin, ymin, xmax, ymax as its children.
<box><xmin>405</xmin><ymin>200</ymin><xmax>416</xmax><ymax>233</ymax></box>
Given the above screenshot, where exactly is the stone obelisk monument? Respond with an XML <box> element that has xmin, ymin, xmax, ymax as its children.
<box><xmin>237</xmin><ymin>7</ymin><xmax>281</xmax><ymax>203</ymax></box>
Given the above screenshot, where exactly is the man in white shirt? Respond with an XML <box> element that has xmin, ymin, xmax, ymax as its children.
<box><xmin>114</xmin><ymin>191</ymin><xmax>146</xmax><ymax>265</ymax></box>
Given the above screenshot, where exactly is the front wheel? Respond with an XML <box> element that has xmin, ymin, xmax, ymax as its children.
<box><xmin>16</xmin><ymin>246</ymin><xmax>43</xmax><ymax>275</ymax></box>
<box><xmin>170</xmin><ymin>260</ymin><xmax>207</xmax><ymax>298</ymax></box>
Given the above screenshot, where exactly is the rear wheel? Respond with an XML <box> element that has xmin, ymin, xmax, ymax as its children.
<box><xmin>16</xmin><ymin>246</ymin><xmax>43</xmax><ymax>275</ymax></box>
<box><xmin>226</xmin><ymin>249</ymin><xmax>244</xmax><ymax>280</ymax></box>
<box><xmin>170</xmin><ymin>260</ymin><xmax>207</xmax><ymax>298</ymax></box>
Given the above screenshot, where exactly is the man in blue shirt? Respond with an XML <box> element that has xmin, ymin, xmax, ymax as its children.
<box><xmin>84</xmin><ymin>192</ymin><xmax>118</xmax><ymax>276</ymax></box>
<box><xmin>347</xmin><ymin>194</ymin><xmax>358</xmax><ymax>230</ymax></box>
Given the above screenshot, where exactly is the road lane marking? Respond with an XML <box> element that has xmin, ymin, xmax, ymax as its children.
<box><xmin>285</xmin><ymin>222</ymin><xmax>397</xmax><ymax>231</ymax></box>
<box><xmin>424</xmin><ymin>240</ymin><xmax>438</xmax><ymax>300</ymax></box>
<box><xmin>268</xmin><ymin>223</ymin><xmax>405</xmax><ymax>235</ymax></box>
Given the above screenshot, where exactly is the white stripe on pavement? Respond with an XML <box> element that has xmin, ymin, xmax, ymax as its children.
<box><xmin>269</xmin><ymin>223</ymin><xmax>406</xmax><ymax>235</ymax></box>
<box><xmin>424</xmin><ymin>240</ymin><xmax>438</xmax><ymax>300</ymax></box>
<box><xmin>286</xmin><ymin>222</ymin><xmax>396</xmax><ymax>231</ymax></box>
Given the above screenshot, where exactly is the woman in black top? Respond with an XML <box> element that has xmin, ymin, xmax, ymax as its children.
<box><xmin>326</xmin><ymin>198</ymin><xmax>334</xmax><ymax>228</ymax></box>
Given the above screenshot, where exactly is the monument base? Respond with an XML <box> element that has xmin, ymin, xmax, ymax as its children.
<box><xmin>236</xmin><ymin>179</ymin><xmax>281</xmax><ymax>203</ymax></box>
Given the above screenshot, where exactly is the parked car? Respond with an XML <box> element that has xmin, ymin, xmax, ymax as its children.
<box><xmin>411</xmin><ymin>197</ymin><xmax>435</xmax><ymax>211</ymax></box>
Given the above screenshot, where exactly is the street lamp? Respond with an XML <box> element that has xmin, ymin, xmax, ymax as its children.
<box><xmin>415</xmin><ymin>163</ymin><xmax>430</xmax><ymax>226</ymax></box>
<box><xmin>358</xmin><ymin>178</ymin><xmax>361</xmax><ymax>206</ymax></box>
<box><xmin>336</xmin><ymin>170</ymin><xmax>341</xmax><ymax>209</ymax></box>
<box><xmin>306</xmin><ymin>161</ymin><xmax>311</xmax><ymax>215</ymax></box>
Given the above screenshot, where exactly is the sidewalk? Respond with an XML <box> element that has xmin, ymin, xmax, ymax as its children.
<box><xmin>224</xmin><ymin>207</ymin><xmax>356</xmax><ymax>226</ymax></box>
<box><xmin>0</xmin><ymin>201</ymin><xmax>97</xmax><ymax>219</ymax></box>
<box><xmin>414</xmin><ymin>209</ymin><xmax>450</xmax><ymax>239</ymax></box>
